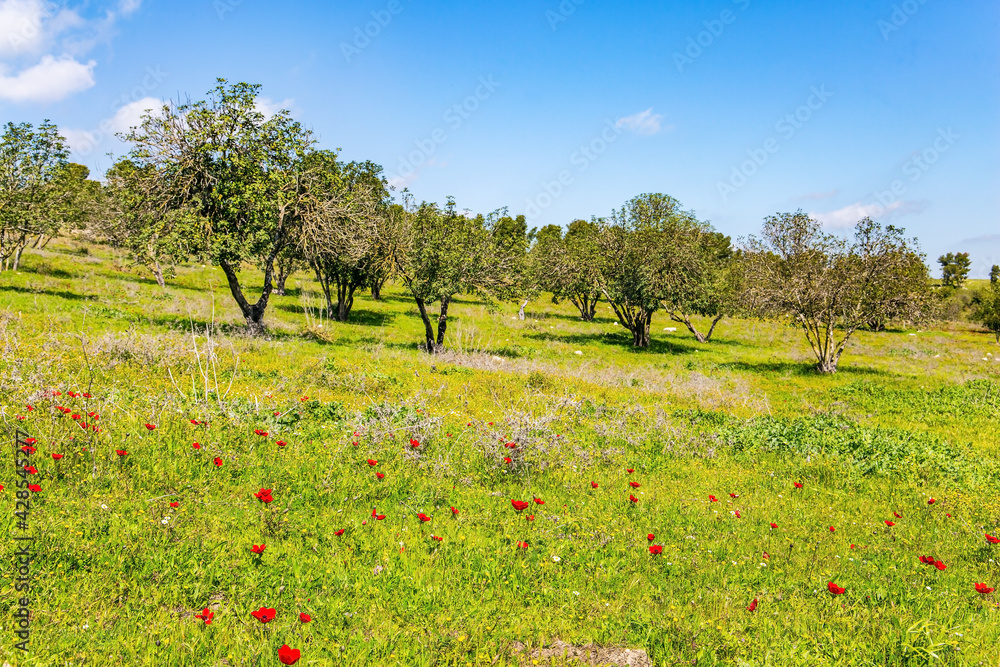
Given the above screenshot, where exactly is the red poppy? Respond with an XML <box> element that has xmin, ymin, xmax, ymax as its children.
<box><xmin>375</xmin><ymin>514</ymin><xmax>386</xmax><ymax>520</ymax></box>
<box><xmin>431</xmin><ymin>534</ymin><xmax>443</xmax><ymax>542</ymax></box>
<box><xmin>850</xmin><ymin>544</ymin><xmax>856</xmax><ymax>549</ymax></box>
<box><xmin>254</xmin><ymin>429</ymin><xmax>269</xmax><ymax>437</ymax></box>
<box><xmin>450</xmin><ymin>506</ymin><xmax>459</xmax><ymax>516</ymax></box>
<box><xmin>927</xmin><ymin>498</ymin><xmax>936</xmax><ymax>505</ymax></box>
<box><xmin>190</xmin><ymin>419</ymin><xmax>201</xmax><ymax>425</ymax></box>
<box><xmin>0</xmin><ymin>485</ymin><xmax>4</xmax><ymax>491</ymax></box>
<box><xmin>626</xmin><ymin>468</ymin><xmax>634</xmax><ymax>474</ymax></box>
<box><xmin>893</xmin><ymin>511</ymin><xmax>902</xmax><ymax>518</ymax></box>
<box><xmin>252</xmin><ymin>544</ymin><xmax>266</xmax><ymax>554</ymax></box>
<box><xmin>527</xmin><ymin>515</ymin><xmax>535</xmax><ymax>521</ymax></box>
<box><xmin>299</xmin><ymin>613</ymin><xmax>311</xmax><ymax>623</ymax></box>
<box><xmin>71</xmin><ymin>413</ymin><xmax>82</xmax><ymax>420</ymax></box>
<box><xmin>20</xmin><ymin>446</ymin><xmax>35</xmax><ymax>454</ymax></box>
<box><xmin>503</xmin><ymin>457</ymin><xmax>512</xmax><ymax>464</ymax></box>
<box><xmin>511</xmin><ymin>500</ymin><xmax>530</xmax><ymax>512</ymax></box>
<box><xmin>746</xmin><ymin>598</ymin><xmax>758</xmax><ymax>612</ymax></box>
<box><xmin>647</xmin><ymin>533</ymin><xmax>655</xmax><ymax>541</ymax></box>
<box><xmin>629</xmin><ymin>494</ymin><xmax>639</xmax><ymax>503</ymax></box>
<box><xmin>517</xmin><ymin>541</ymin><xmax>528</xmax><ymax>549</ymax></box>
<box><xmin>24</xmin><ymin>466</ymin><xmax>37</xmax><ymax>474</ymax></box>
<box><xmin>729</xmin><ymin>493</ymin><xmax>739</xmax><ymax>498</ymax></box>
<box><xmin>26</xmin><ymin>404</ymin><xmax>34</xmax><ymax>412</ymax></box>
<box><xmin>254</xmin><ymin>488</ymin><xmax>274</xmax><ymax>504</ymax></box>
<box><xmin>28</xmin><ymin>484</ymin><xmax>41</xmax><ymax>493</ymax></box>
<box><xmin>145</xmin><ymin>423</ymin><xmax>156</xmax><ymax>431</ymax></box>
<box><xmin>195</xmin><ymin>608</ymin><xmax>214</xmax><ymax>625</ymax></box>
<box><xmin>334</xmin><ymin>529</ymin><xmax>345</xmax><ymax>536</ymax></box>
<box><xmin>975</xmin><ymin>582</ymin><xmax>995</xmax><ymax>595</ymax></box>
<box><xmin>51</xmin><ymin>453</ymin><xmax>64</xmax><ymax>460</ymax></box>
<box><xmin>533</xmin><ymin>498</ymin><xmax>545</xmax><ymax>505</ymax></box>
<box><xmin>25</xmin><ymin>437</ymin><xmax>36</xmax><ymax>445</ymax></box>
<box><xmin>169</xmin><ymin>501</ymin><xmax>179</xmax><ymax>508</ymax></box>
<box><xmin>505</xmin><ymin>442</ymin><xmax>516</xmax><ymax>449</ymax></box>
<box><xmin>828</xmin><ymin>526</ymin><xmax>835</xmax><ymax>533</ymax></box>
<box><xmin>827</xmin><ymin>581</ymin><xmax>846</xmax><ymax>595</ymax></box>
<box><xmin>734</xmin><ymin>510</ymin><xmax>742</xmax><ymax>518</ymax></box>
<box><xmin>116</xmin><ymin>449</ymin><xmax>128</xmax><ymax>457</ymax></box>
<box><xmin>375</xmin><ymin>472</ymin><xmax>385</xmax><ymax>480</ymax></box>
<box><xmin>794</xmin><ymin>482</ymin><xmax>803</xmax><ymax>489</ymax></box>
<box><xmin>251</xmin><ymin>607</ymin><xmax>276</xmax><ymax>623</ymax></box>
<box><xmin>276</xmin><ymin>440</ymin><xmax>287</xmax><ymax>447</ymax></box>
<box><xmin>884</xmin><ymin>520</ymin><xmax>895</xmax><ymax>527</ymax></box>
<box><xmin>417</xmin><ymin>513</ymin><xmax>431</xmax><ymax>522</ymax></box>
<box><xmin>192</xmin><ymin>442</ymin><xmax>202</xmax><ymax>450</ymax></box>
<box><xmin>648</xmin><ymin>544</ymin><xmax>663</xmax><ymax>555</ymax></box>
<box><xmin>278</xmin><ymin>645</ymin><xmax>301</xmax><ymax>665</ymax></box>
<box><xmin>367</xmin><ymin>459</ymin><xmax>378</xmax><ymax>467</ymax></box>
<box><xmin>214</xmin><ymin>457</ymin><xmax>223</xmax><ymax>467</ymax></box>
<box><xmin>770</xmin><ymin>522</ymin><xmax>778</xmax><ymax>529</ymax></box>
<box><xmin>410</xmin><ymin>438</ymin><xmax>420</xmax><ymax>448</ymax></box>
<box><xmin>934</xmin><ymin>560</ymin><xmax>946</xmax><ymax>571</ymax></box>
<box><xmin>629</xmin><ymin>482</ymin><xmax>641</xmax><ymax>489</ymax></box>
<box><xmin>591</xmin><ymin>481</ymin><xmax>598</xmax><ymax>489</ymax></box>
<box><xmin>709</xmin><ymin>495</ymin><xmax>718</xmax><ymax>502</ymax></box>
<box><xmin>919</xmin><ymin>555</ymin><xmax>935</xmax><ymax>565</ymax></box>
<box><xmin>986</xmin><ymin>534</ymin><xmax>1000</xmax><ymax>545</ymax></box>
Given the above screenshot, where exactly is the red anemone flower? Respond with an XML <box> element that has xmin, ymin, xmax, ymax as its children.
<box><xmin>629</xmin><ymin>494</ymin><xmax>639</xmax><ymax>504</ymax></box>
<box><xmin>527</xmin><ymin>515</ymin><xmax>535</xmax><ymax>521</ymax></box>
<box><xmin>375</xmin><ymin>472</ymin><xmax>385</xmax><ymax>480</ymax></box>
<box><xmin>451</xmin><ymin>506</ymin><xmax>459</xmax><ymax>516</ymax></box>
<box><xmin>893</xmin><ymin>511</ymin><xmax>902</xmax><ymax>518</ymax></box>
<box><xmin>299</xmin><ymin>613</ymin><xmax>311</xmax><ymax>623</ymax></box>
<box><xmin>591</xmin><ymin>481</ymin><xmax>598</xmax><ymax>489</ymax></box>
<box><xmin>431</xmin><ymin>534</ymin><xmax>443</xmax><ymax>542</ymax></box>
<box><xmin>975</xmin><ymin>583</ymin><xmax>995</xmax><ymax>595</ymax></box>
<box><xmin>504</xmin><ymin>456</ymin><xmax>512</xmax><ymax>464</ymax></box>
<box><xmin>770</xmin><ymin>522</ymin><xmax>778</xmax><ymax>529</ymax></box>
<box><xmin>647</xmin><ymin>533</ymin><xmax>655</xmax><ymax>541</ymax></box>
<box><xmin>251</xmin><ymin>607</ymin><xmax>276</xmax><ymax>623</ymax></box>
<box><xmin>934</xmin><ymin>560</ymin><xmax>946</xmax><ymax>571</ymax></box>
<box><xmin>417</xmin><ymin>513</ymin><xmax>431</xmax><ymax>522</ymax></box>
<box><xmin>276</xmin><ymin>440</ymin><xmax>287</xmax><ymax>447</ymax></box>
<box><xmin>919</xmin><ymin>555</ymin><xmax>935</xmax><ymax>565</ymax></box>
<box><xmin>511</xmin><ymin>500</ymin><xmax>530</xmax><ymax>512</ymax></box>
<box><xmin>116</xmin><ymin>449</ymin><xmax>128</xmax><ymax>457</ymax></box>
<box><xmin>533</xmin><ymin>498</ymin><xmax>544</xmax><ymax>505</ymax></box>
<box><xmin>145</xmin><ymin>423</ymin><xmax>156</xmax><ymax>431</ymax></box>
<box><xmin>24</xmin><ymin>466</ymin><xmax>37</xmax><ymax>474</ymax></box>
<box><xmin>192</xmin><ymin>442</ymin><xmax>202</xmax><ymax>450</ymax></box>
<box><xmin>734</xmin><ymin>510</ymin><xmax>742</xmax><ymax>518</ymax></box>
<box><xmin>28</xmin><ymin>484</ymin><xmax>41</xmax><ymax>493</ymax></box>
<box><xmin>649</xmin><ymin>544</ymin><xmax>663</xmax><ymax>555</ymax></box>
<box><xmin>517</xmin><ymin>541</ymin><xmax>528</xmax><ymax>549</ymax></box>
<box><xmin>746</xmin><ymin>598</ymin><xmax>758</xmax><ymax>612</ymax></box>
<box><xmin>254</xmin><ymin>488</ymin><xmax>274</xmax><ymax>504</ymax></box>
<box><xmin>794</xmin><ymin>482</ymin><xmax>803</xmax><ymax>489</ymax></box>
<box><xmin>730</xmin><ymin>493</ymin><xmax>739</xmax><ymax>498</ymax></box>
<box><xmin>986</xmin><ymin>534</ymin><xmax>1000</xmax><ymax>545</ymax></box>
<box><xmin>827</xmin><ymin>582</ymin><xmax>846</xmax><ymax>595</ymax></box>
<box><xmin>334</xmin><ymin>529</ymin><xmax>345</xmax><ymax>536</ymax></box>
<box><xmin>709</xmin><ymin>495</ymin><xmax>718</xmax><ymax>502</ymax></box>
<box><xmin>375</xmin><ymin>514</ymin><xmax>386</xmax><ymax>520</ymax></box>
<box><xmin>828</xmin><ymin>526</ymin><xmax>835</xmax><ymax>533</ymax></box>
<box><xmin>629</xmin><ymin>482</ymin><xmax>641</xmax><ymax>489</ymax></box>
<box><xmin>927</xmin><ymin>498</ymin><xmax>936</xmax><ymax>504</ymax></box>
<box><xmin>626</xmin><ymin>468</ymin><xmax>634</xmax><ymax>474</ymax></box>
<box><xmin>884</xmin><ymin>520</ymin><xmax>895</xmax><ymax>527</ymax></box>
<box><xmin>410</xmin><ymin>438</ymin><xmax>420</xmax><ymax>448</ymax></box>
<box><xmin>252</xmin><ymin>544</ymin><xmax>266</xmax><ymax>554</ymax></box>
<box><xmin>214</xmin><ymin>457</ymin><xmax>223</xmax><ymax>467</ymax></box>
<box><xmin>195</xmin><ymin>608</ymin><xmax>214</xmax><ymax>625</ymax></box>
<box><xmin>51</xmin><ymin>453</ymin><xmax>64</xmax><ymax>460</ymax></box>
<box><xmin>278</xmin><ymin>645</ymin><xmax>301</xmax><ymax>665</ymax></box>
<box><xmin>21</xmin><ymin>445</ymin><xmax>36</xmax><ymax>454</ymax></box>
<box><xmin>169</xmin><ymin>501</ymin><xmax>179</xmax><ymax>508</ymax></box>
<box><xmin>367</xmin><ymin>459</ymin><xmax>378</xmax><ymax>466</ymax></box>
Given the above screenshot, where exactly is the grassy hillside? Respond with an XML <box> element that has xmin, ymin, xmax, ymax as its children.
<box><xmin>2</xmin><ymin>238</ymin><xmax>999</xmax><ymax>666</ymax></box>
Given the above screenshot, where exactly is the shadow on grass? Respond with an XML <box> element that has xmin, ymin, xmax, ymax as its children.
<box><xmin>523</xmin><ymin>330</ymin><xmax>742</xmax><ymax>355</ymax></box>
<box><xmin>717</xmin><ymin>360</ymin><xmax>896</xmax><ymax>377</ymax></box>
<box><xmin>0</xmin><ymin>284</ymin><xmax>94</xmax><ymax>301</ymax></box>
<box><xmin>273</xmin><ymin>303</ymin><xmax>396</xmax><ymax>327</ymax></box>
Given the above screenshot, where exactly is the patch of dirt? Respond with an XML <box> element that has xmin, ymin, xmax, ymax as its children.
<box><xmin>511</xmin><ymin>641</ymin><xmax>653</xmax><ymax>667</ymax></box>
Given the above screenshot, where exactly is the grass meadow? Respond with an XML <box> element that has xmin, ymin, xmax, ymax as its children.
<box><xmin>2</xmin><ymin>237</ymin><xmax>1000</xmax><ymax>666</ymax></box>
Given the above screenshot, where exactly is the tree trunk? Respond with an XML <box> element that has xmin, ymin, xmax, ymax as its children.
<box><xmin>816</xmin><ymin>359</ymin><xmax>838</xmax><ymax>374</ymax></box>
<box><xmin>371</xmin><ymin>282</ymin><xmax>382</xmax><ymax>301</ymax></box>
<box><xmin>219</xmin><ymin>258</ymin><xmax>273</xmax><ymax>335</ymax></box>
<box><xmin>415</xmin><ymin>297</ymin><xmax>439</xmax><ymax>353</ymax></box>
<box><xmin>632</xmin><ymin>310</ymin><xmax>652</xmax><ymax>348</ymax></box>
<box><xmin>570</xmin><ymin>293</ymin><xmax>598</xmax><ymax>322</ymax></box>
<box><xmin>152</xmin><ymin>260</ymin><xmax>166</xmax><ymax>289</ymax></box>
<box><xmin>275</xmin><ymin>269</ymin><xmax>290</xmax><ymax>296</ymax></box>
<box><xmin>11</xmin><ymin>244</ymin><xmax>25</xmax><ymax>271</ymax></box>
<box><xmin>335</xmin><ymin>281</ymin><xmax>357</xmax><ymax>322</ymax></box>
<box><xmin>672</xmin><ymin>312</ymin><xmax>724</xmax><ymax>343</ymax></box>
<box><xmin>518</xmin><ymin>300</ymin><xmax>528</xmax><ymax>320</ymax></box>
<box><xmin>436</xmin><ymin>296</ymin><xmax>450</xmax><ymax>347</ymax></box>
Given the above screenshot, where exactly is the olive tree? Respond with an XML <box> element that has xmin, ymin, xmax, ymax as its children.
<box><xmin>530</xmin><ymin>219</ymin><xmax>602</xmax><ymax>321</ymax></box>
<box><xmin>660</xmin><ymin>231</ymin><xmax>736</xmax><ymax>342</ymax></box>
<box><xmin>121</xmin><ymin>79</ymin><xmax>314</xmax><ymax>332</ymax></box>
<box><xmin>741</xmin><ymin>211</ymin><xmax>928</xmax><ymax>373</ymax></box>
<box><xmin>972</xmin><ymin>283</ymin><xmax>1000</xmax><ymax>343</ymax></box>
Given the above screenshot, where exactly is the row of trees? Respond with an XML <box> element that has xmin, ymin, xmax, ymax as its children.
<box><xmin>2</xmin><ymin>80</ymin><xmax>993</xmax><ymax>372</ymax></box>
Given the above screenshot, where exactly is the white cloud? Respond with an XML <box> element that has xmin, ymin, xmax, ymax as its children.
<box><xmin>255</xmin><ymin>97</ymin><xmax>295</xmax><ymax>118</ymax></box>
<box><xmin>0</xmin><ymin>54</ymin><xmax>96</xmax><ymax>102</ymax></box>
<box><xmin>812</xmin><ymin>200</ymin><xmax>926</xmax><ymax>229</ymax></box>
<box><xmin>109</xmin><ymin>96</ymin><xmax>162</xmax><ymax>133</ymax></box>
<box><xmin>616</xmin><ymin>108</ymin><xmax>671</xmax><ymax>136</ymax></box>
<box><xmin>63</xmin><ymin>96</ymin><xmax>162</xmax><ymax>156</ymax></box>
<box><xmin>118</xmin><ymin>0</ymin><xmax>142</xmax><ymax>16</ymax></box>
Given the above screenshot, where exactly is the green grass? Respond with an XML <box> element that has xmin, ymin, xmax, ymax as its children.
<box><xmin>2</xmin><ymin>239</ymin><xmax>1000</xmax><ymax>666</ymax></box>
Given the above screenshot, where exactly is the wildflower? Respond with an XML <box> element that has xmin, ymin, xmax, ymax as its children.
<box><xmin>251</xmin><ymin>607</ymin><xmax>276</xmax><ymax>623</ymax></box>
<box><xmin>629</xmin><ymin>494</ymin><xmax>639</xmax><ymax>504</ymax></box>
<box><xmin>533</xmin><ymin>498</ymin><xmax>545</xmax><ymax>505</ymax></box>
<box><xmin>252</xmin><ymin>544</ymin><xmax>266</xmax><ymax>554</ymax></box>
<box><xmin>934</xmin><ymin>560</ymin><xmax>946</xmax><ymax>571</ymax></box>
<box><xmin>300</xmin><ymin>396</ymin><xmax>309</xmax><ymax>402</ymax></box>
<box><xmin>431</xmin><ymin>534</ymin><xmax>443</xmax><ymax>542</ymax></box>
<box><xmin>517</xmin><ymin>541</ymin><xmax>528</xmax><ymax>549</ymax></box>
<box><xmin>527</xmin><ymin>515</ymin><xmax>535</xmax><ymax>521</ymax></box>
<box><xmin>626</xmin><ymin>468</ymin><xmax>634</xmax><ymax>474</ymax></box>
<box><xmin>649</xmin><ymin>545</ymin><xmax>663</xmax><ymax>555</ymax></box>
<box><xmin>254</xmin><ymin>488</ymin><xmax>274</xmax><ymax>504</ymax></box>
<box><xmin>169</xmin><ymin>502</ymin><xmax>179</xmax><ymax>508</ymax></box>
<box><xmin>919</xmin><ymin>555</ymin><xmax>935</xmax><ymax>565</ymax></box>
<box><xmin>51</xmin><ymin>453</ymin><xmax>64</xmax><ymax>460</ymax></box>
<box><xmin>511</xmin><ymin>500</ymin><xmax>530</xmax><ymax>512</ymax></box>
<box><xmin>193</xmin><ymin>442</ymin><xmax>202</xmax><ymax>450</ymax></box>
<box><xmin>505</xmin><ymin>442</ymin><xmax>516</xmax><ymax>449</ymax></box>
<box><xmin>975</xmin><ymin>583</ymin><xmax>994</xmax><ymax>595</ymax></box>
<box><xmin>629</xmin><ymin>482</ymin><xmax>641</xmax><ymax>489</ymax></box>
<box><xmin>214</xmin><ymin>457</ymin><xmax>223</xmax><ymax>467</ymax></box>
<box><xmin>299</xmin><ymin>613</ymin><xmax>311</xmax><ymax>623</ymax></box>
<box><xmin>195</xmin><ymin>608</ymin><xmax>214</xmax><ymax>625</ymax></box>
<box><xmin>770</xmin><ymin>522</ymin><xmax>778</xmax><ymax>529</ymax></box>
<box><xmin>829</xmin><ymin>526</ymin><xmax>835</xmax><ymax>533</ymax></box>
<box><xmin>647</xmin><ymin>533</ymin><xmax>655</xmax><ymax>541</ymax></box>
<box><xmin>375</xmin><ymin>472</ymin><xmax>385</xmax><ymax>480</ymax></box>
<box><xmin>450</xmin><ymin>506</ymin><xmax>459</xmax><ymax>516</ymax></box>
<box><xmin>367</xmin><ymin>459</ymin><xmax>378</xmax><ymax>467</ymax></box>
<box><xmin>709</xmin><ymin>495</ymin><xmax>718</xmax><ymax>502</ymax></box>
<box><xmin>729</xmin><ymin>493</ymin><xmax>739</xmax><ymax>498</ymax></box>
<box><xmin>552</xmin><ymin>555</ymin><xmax>561</xmax><ymax>562</ymax></box>
<box><xmin>254</xmin><ymin>429</ymin><xmax>269</xmax><ymax>437</ymax></box>
<box><xmin>747</xmin><ymin>598</ymin><xmax>758</xmax><ymax>612</ymax></box>
<box><xmin>503</xmin><ymin>457</ymin><xmax>512</xmax><ymax>464</ymax></box>
<box><xmin>334</xmin><ymin>529</ymin><xmax>345</xmax><ymax>536</ymax></box>
<box><xmin>375</xmin><ymin>514</ymin><xmax>386</xmax><ymax>520</ymax></box>
<box><xmin>794</xmin><ymin>482</ymin><xmax>803</xmax><ymax>489</ymax></box>
<box><xmin>145</xmin><ymin>423</ymin><xmax>156</xmax><ymax>431</ymax></box>
<box><xmin>26</xmin><ymin>404</ymin><xmax>34</xmax><ymax>412</ymax></box>
<box><xmin>410</xmin><ymin>438</ymin><xmax>420</xmax><ymax>448</ymax></box>
<box><xmin>21</xmin><ymin>445</ymin><xmax>36</xmax><ymax>454</ymax></box>
<box><xmin>734</xmin><ymin>510</ymin><xmax>742</xmax><ymax>519</ymax></box>
<box><xmin>28</xmin><ymin>484</ymin><xmax>41</xmax><ymax>493</ymax></box>
<box><xmin>986</xmin><ymin>534</ymin><xmax>1000</xmax><ymax>545</ymax></box>
<box><xmin>927</xmin><ymin>498</ymin><xmax>936</xmax><ymax>505</ymax></box>
<box><xmin>591</xmin><ymin>481</ymin><xmax>599</xmax><ymax>489</ymax></box>
<box><xmin>276</xmin><ymin>440</ymin><xmax>287</xmax><ymax>448</ymax></box>
<box><xmin>893</xmin><ymin>511</ymin><xmax>902</xmax><ymax>518</ymax></box>
<box><xmin>24</xmin><ymin>466</ymin><xmax>37</xmax><ymax>474</ymax></box>
<box><xmin>884</xmin><ymin>521</ymin><xmax>895</xmax><ymax>527</ymax></box>
<box><xmin>762</xmin><ymin>551</ymin><xmax>770</xmax><ymax>559</ymax></box>
<box><xmin>417</xmin><ymin>513</ymin><xmax>431</xmax><ymax>522</ymax></box>
<box><xmin>88</xmin><ymin>412</ymin><xmax>99</xmax><ymax>419</ymax></box>
<box><xmin>827</xmin><ymin>581</ymin><xmax>846</xmax><ymax>595</ymax></box>
<box><xmin>116</xmin><ymin>449</ymin><xmax>128</xmax><ymax>457</ymax></box>
<box><xmin>71</xmin><ymin>414</ymin><xmax>81</xmax><ymax>420</ymax></box>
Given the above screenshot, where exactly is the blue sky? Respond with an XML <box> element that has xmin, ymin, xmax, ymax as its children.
<box><xmin>2</xmin><ymin>0</ymin><xmax>998</xmax><ymax>275</ymax></box>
